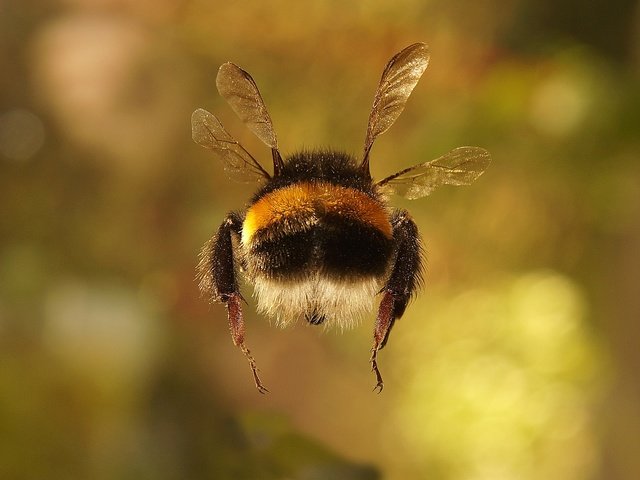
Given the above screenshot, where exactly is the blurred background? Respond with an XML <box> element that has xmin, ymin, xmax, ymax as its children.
<box><xmin>1</xmin><ymin>0</ymin><xmax>639</xmax><ymax>479</ymax></box>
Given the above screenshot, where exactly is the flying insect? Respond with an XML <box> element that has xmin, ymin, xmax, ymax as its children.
<box><xmin>193</xmin><ymin>43</ymin><xmax>491</xmax><ymax>393</ymax></box>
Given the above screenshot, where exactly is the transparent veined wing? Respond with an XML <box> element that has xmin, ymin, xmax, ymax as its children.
<box><xmin>191</xmin><ymin>108</ymin><xmax>271</xmax><ymax>182</ymax></box>
<box><xmin>377</xmin><ymin>146</ymin><xmax>491</xmax><ymax>199</ymax></box>
<box><xmin>216</xmin><ymin>62</ymin><xmax>279</xmax><ymax>150</ymax></box>
<box><xmin>363</xmin><ymin>43</ymin><xmax>430</xmax><ymax>162</ymax></box>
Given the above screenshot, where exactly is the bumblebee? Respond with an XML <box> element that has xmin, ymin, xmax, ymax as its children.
<box><xmin>193</xmin><ymin>43</ymin><xmax>490</xmax><ymax>393</ymax></box>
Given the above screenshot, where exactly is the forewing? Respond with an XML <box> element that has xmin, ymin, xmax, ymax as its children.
<box><xmin>216</xmin><ymin>62</ymin><xmax>279</xmax><ymax>149</ymax></box>
<box><xmin>364</xmin><ymin>43</ymin><xmax>430</xmax><ymax>155</ymax></box>
<box><xmin>191</xmin><ymin>108</ymin><xmax>270</xmax><ymax>182</ymax></box>
<box><xmin>378</xmin><ymin>147</ymin><xmax>491</xmax><ymax>199</ymax></box>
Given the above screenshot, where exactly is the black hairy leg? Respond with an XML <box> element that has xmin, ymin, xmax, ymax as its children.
<box><xmin>370</xmin><ymin>209</ymin><xmax>423</xmax><ymax>392</ymax></box>
<box><xmin>201</xmin><ymin>212</ymin><xmax>268</xmax><ymax>393</ymax></box>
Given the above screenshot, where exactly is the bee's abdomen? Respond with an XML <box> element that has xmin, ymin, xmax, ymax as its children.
<box><xmin>242</xmin><ymin>182</ymin><xmax>394</xmax><ymax>279</ymax></box>
<box><xmin>250</xmin><ymin>216</ymin><xmax>393</xmax><ymax>278</ymax></box>
<box><xmin>319</xmin><ymin>213</ymin><xmax>393</xmax><ymax>275</ymax></box>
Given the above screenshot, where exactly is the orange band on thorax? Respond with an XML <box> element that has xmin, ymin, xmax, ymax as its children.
<box><xmin>242</xmin><ymin>182</ymin><xmax>392</xmax><ymax>245</ymax></box>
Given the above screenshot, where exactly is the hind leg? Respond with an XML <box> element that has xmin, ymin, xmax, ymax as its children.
<box><xmin>198</xmin><ymin>212</ymin><xmax>269</xmax><ymax>393</ymax></box>
<box><xmin>370</xmin><ymin>209</ymin><xmax>423</xmax><ymax>392</ymax></box>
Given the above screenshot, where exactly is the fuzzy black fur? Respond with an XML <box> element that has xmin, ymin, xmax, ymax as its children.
<box><xmin>250</xmin><ymin>214</ymin><xmax>394</xmax><ymax>280</ymax></box>
<box><xmin>251</xmin><ymin>150</ymin><xmax>374</xmax><ymax>202</ymax></box>
<box><xmin>198</xmin><ymin>211</ymin><xmax>243</xmax><ymax>301</ymax></box>
<box><xmin>379</xmin><ymin>209</ymin><xmax>424</xmax><ymax>348</ymax></box>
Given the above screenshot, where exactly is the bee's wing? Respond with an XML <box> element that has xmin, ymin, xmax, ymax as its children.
<box><xmin>362</xmin><ymin>43</ymin><xmax>430</xmax><ymax>167</ymax></box>
<box><xmin>216</xmin><ymin>62</ymin><xmax>279</xmax><ymax>150</ymax></box>
<box><xmin>191</xmin><ymin>108</ymin><xmax>271</xmax><ymax>182</ymax></box>
<box><xmin>377</xmin><ymin>147</ymin><xmax>491</xmax><ymax>199</ymax></box>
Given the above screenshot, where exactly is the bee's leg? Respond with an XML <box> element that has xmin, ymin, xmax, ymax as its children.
<box><xmin>370</xmin><ymin>209</ymin><xmax>423</xmax><ymax>392</ymax></box>
<box><xmin>225</xmin><ymin>292</ymin><xmax>268</xmax><ymax>394</ymax></box>
<box><xmin>198</xmin><ymin>212</ymin><xmax>269</xmax><ymax>394</ymax></box>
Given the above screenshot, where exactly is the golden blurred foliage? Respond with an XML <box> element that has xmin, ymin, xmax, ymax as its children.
<box><xmin>1</xmin><ymin>0</ymin><xmax>640</xmax><ymax>479</ymax></box>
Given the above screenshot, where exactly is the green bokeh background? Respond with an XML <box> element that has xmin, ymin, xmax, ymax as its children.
<box><xmin>1</xmin><ymin>1</ymin><xmax>639</xmax><ymax>479</ymax></box>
